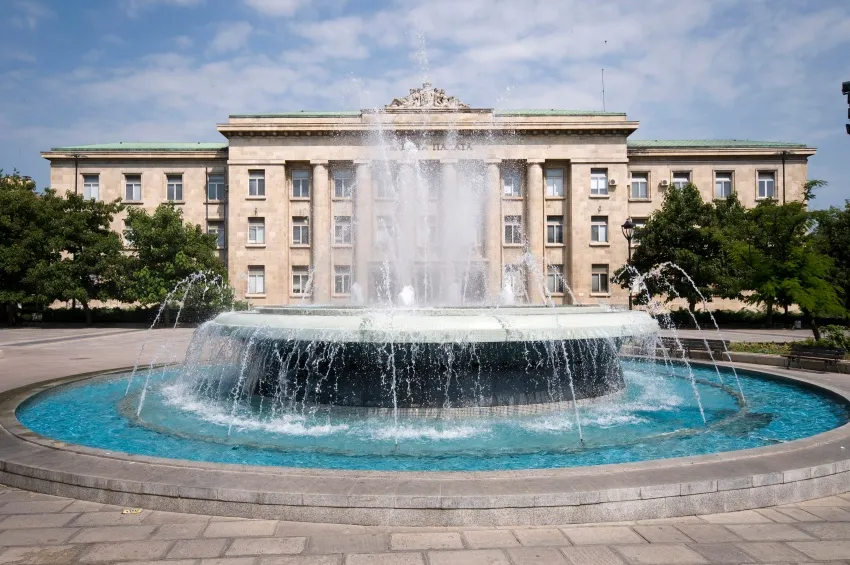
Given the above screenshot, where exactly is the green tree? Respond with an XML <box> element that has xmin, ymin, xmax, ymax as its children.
<box><xmin>727</xmin><ymin>200</ymin><xmax>843</xmax><ymax>336</ymax></box>
<box><xmin>811</xmin><ymin>200</ymin><xmax>850</xmax><ymax>321</ymax></box>
<box><xmin>0</xmin><ymin>171</ymin><xmax>64</xmax><ymax>324</ymax></box>
<box><xmin>123</xmin><ymin>204</ymin><xmax>229</xmax><ymax>324</ymax></box>
<box><xmin>616</xmin><ymin>184</ymin><xmax>736</xmax><ymax>311</ymax></box>
<box><xmin>28</xmin><ymin>193</ymin><xmax>127</xmax><ymax>325</ymax></box>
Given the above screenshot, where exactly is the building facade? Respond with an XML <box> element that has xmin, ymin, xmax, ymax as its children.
<box><xmin>42</xmin><ymin>84</ymin><xmax>815</xmax><ymax>307</ymax></box>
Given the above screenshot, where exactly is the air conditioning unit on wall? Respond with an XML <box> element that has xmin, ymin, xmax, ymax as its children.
<box><xmin>659</xmin><ymin>179</ymin><xmax>669</xmax><ymax>188</ymax></box>
<box><xmin>608</xmin><ymin>179</ymin><xmax>618</xmax><ymax>188</ymax></box>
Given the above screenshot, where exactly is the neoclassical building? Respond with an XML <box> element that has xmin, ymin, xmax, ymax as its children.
<box><xmin>42</xmin><ymin>84</ymin><xmax>815</xmax><ymax>306</ymax></box>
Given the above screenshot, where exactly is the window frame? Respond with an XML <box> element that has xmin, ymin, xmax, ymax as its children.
<box><xmin>291</xmin><ymin>266</ymin><xmax>311</xmax><ymax>296</ymax></box>
<box><xmin>334</xmin><ymin>265</ymin><xmax>352</xmax><ymax>295</ymax></box>
<box><xmin>757</xmin><ymin>170</ymin><xmax>776</xmax><ymax>200</ymax></box>
<box><xmin>247</xmin><ymin>266</ymin><xmax>265</xmax><ymax>295</ymax></box>
<box><xmin>547</xmin><ymin>264</ymin><xmax>565</xmax><ymax>294</ymax></box>
<box><xmin>291</xmin><ymin>169</ymin><xmax>311</xmax><ymax>199</ymax></box>
<box><xmin>248</xmin><ymin>170</ymin><xmax>266</xmax><ymax>198</ymax></box>
<box><xmin>333</xmin><ymin>168</ymin><xmax>354</xmax><ymax>199</ymax></box>
<box><xmin>591</xmin><ymin>264</ymin><xmax>610</xmax><ymax>295</ymax></box>
<box><xmin>544</xmin><ymin>167</ymin><xmax>565</xmax><ymax>198</ymax></box>
<box><xmin>82</xmin><ymin>174</ymin><xmax>100</xmax><ymax>200</ymax></box>
<box><xmin>334</xmin><ymin>215</ymin><xmax>352</xmax><ymax>246</ymax></box>
<box><xmin>291</xmin><ymin>216</ymin><xmax>310</xmax><ymax>246</ymax></box>
<box><xmin>590</xmin><ymin>168</ymin><xmax>609</xmax><ymax>196</ymax></box>
<box><xmin>630</xmin><ymin>172</ymin><xmax>649</xmax><ymax>200</ymax></box>
<box><xmin>166</xmin><ymin>174</ymin><xmax>183</xmax><ymax>202</ymax></box>
<box><xmin>207</xmin><ymin>174</ymin><xmax>226</xmax><ymax>202</ymax></box>
<box><xmin>714</xmin><ymin>171</ymin><xmax>733</xmax><ymax>200</ymax></box>
<box><xmin>124</xmin><ymin>174</ymin><xmax>142</xmax><ymax>202</ymax></box>
<box><xmin>504</xmin><ymin>215</ymin><xmax>523</xmax><ymax>245</ymax></box>
<box><xmin>672</xmin><ymin>171</ymin><xmax>691</xmax><ymax>189</ymax></box>
<box><xmin>590</xmin><ymin>215</ymin><xmax>609</xmax><ymax>244</ymax></box>
<box><xmin>207</xmin><ymin>221</ymin><xmax>225</xmax><ymax>249</ymax></box>
<box><xmin>503</xmin><ymin>168</ymin><xmax>522</xmax><ymax>197</ymax></box>
<box><xmin>248</xmin><ymin>217</ymin><xmax>265</xmax><ymax>245</ymax></box>
<box><xmin>546</xmin><ymin>215</ymin><xmax>564</xmax><ymax>245</ymax></box>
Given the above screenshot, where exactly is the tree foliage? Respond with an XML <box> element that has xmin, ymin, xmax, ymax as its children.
<box><xmin>811</xmin><ymin>201</ymin><xmax>850</xmax><ymax>320</ymax></box>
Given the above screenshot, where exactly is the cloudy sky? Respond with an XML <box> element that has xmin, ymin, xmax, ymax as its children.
<box><xmin>2</xmin><ymin>0</ymin><xmax>849</xmax><ymax>208</ymax></box>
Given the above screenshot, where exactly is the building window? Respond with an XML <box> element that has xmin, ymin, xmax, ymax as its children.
<box><xmin>715</xmin><ymin>172</ymin><xmax>733</xmax><ymax>199</ymax></box>
<box><xmin>591</xmin><ymin>216</ymin><xmax>608</xmax><ymax>243</ymax></box>
<box><xmin>630</xmin><ymin>173</ymin><xmax>649</xmax><ymax>199</ymax></box>
<box><xmin>504</xmin><ymin>215</ymin><xmax>523</xmax><ymax>245</ymax></box>
<box><xmin>632</xmin><ymin>217</ymin><xmax>647</xmax><ymax>244</ymax></box>
<box><xmin>207</xmin><ymin>221</ymin><xmax>225</xmax><ymax>248</ymax></box>
<box><xmin>545</xmin><ymin>168</ymin><xmax>564</xmax><ymax>197</ymax></box>
<box><xmin>334</xmin><ymin>216</ymin><xmax>352</xmax><ymax>245</ymax></box>
<box><xmin>334</xmin><ymin>265</ymin><xmax>351</xmax><ymax>295</ymax></box>
<box><xmin>546</xmin><ymin>215</ymin><xmax>564</xmax><ymax>244</ymax></box>
<box><xmin>248</xmin><ymin>266</ymin><xmax>265</xmax><ymax>295</ymax></box>
<box><xmin>547</xmin><ymin>264</ymin><xmax>565</xmax><ymax>294</ymax></box>
<box><xmin>591</xmin><ymin>264</ymin><xmax>609</xmax><ymax>294</ymax></box>
<box><xmin>672</xmin><ymin>172</ymin><xmax>690</xmax><ymax>189</ymax></box>
<box><xmin>374</xmin><ymin>165</ymin><xmax>395</xmax><ymax>199</ymax></box>
<box><xmin>292</xmin><ymin>266</ymin><xmax>311</xmax><ymax>295</ymax></box>
<box><xmin>82</xmin><ymin>174</ymin><xmax>99</xmax><ymax>200</ymax></box>
<box><xmin>207</xmin><ymin>174</ymin><xmax>225</xmax><ymax>201</ymax></box>
<box><xmin>757</xmin><ymin>171</ymin><xmax>775</xmax><ymax>199</ymax></box>
<box><xmin>249</xmin><ymin>170</ymin><xmax>265</xmax><ymax>197</ymax></box>
<box><xmin>124</xmin><ymin>174</ymin><xmax>142</xmax><ymax>201</ymax></box>
<box><xmin>292</xmin><ymin>216</ymin><xmax>310</xmax><ymax>245</ymax></box>
<box><xmin>292</xmin><ymin>170</ymin><xmax>310</xmax><ymax>198</ymax></box>
<box><xmin>376</xmin><ymin>216</ymin><xmax>395</xmax><ymax>246</ymax></box>
<box><xmin>503</xmin><ymin>168</ymin><xmax>521</xmax><ymax>197</ymax></box>
<box><xmin>590</xmin><ymin>168</ymin><xmax>608</xmax><ymax>196</ymax></box>
<box><xmin>166</xmin><ymin>174</ymin><xmax>183</xmax><ymax>201</ymax></box>
<box><xmin>248</xmin><ymin>218</ymin><xmax>265</xmax><ymax>245</ymax></box>
<box><xmin>333</xmin><ymin>169</ymin><xmax>354</xmax><ymax>198</ymax></box>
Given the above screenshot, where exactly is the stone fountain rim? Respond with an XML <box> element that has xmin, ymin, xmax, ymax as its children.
<box><xmin>2</xmin><ymin>362</ymin><xmax>850</xmax><ymax>525</ymax></box>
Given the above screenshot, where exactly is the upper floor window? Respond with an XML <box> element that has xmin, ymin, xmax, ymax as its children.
<box><xmin>248</xmin><ymin>218</ymin><xmax>265</xmax><ymax>245</ymax></box>
<box><xmin>672</xmin><ymin>172</ymin><xmax>690</xmax><ymax>189</ymax></box>
<box><xmin>632</xmin><ymin>217</ymin><xmax>647</xmax><ymax>244</ymax></box>
<box><xmin>503</xmin><ymin>168</ymin><xmax>522</xmax><ymax>197</ymax></box>
<box><xmin>124</xmin><ymin>174</ymin><xmax>142</xmax><ymax>201</ymax></box>
<box><xmin>715</xmin><ymin>172</ymin><xmax>733</xmax><ymax>199</ymax></box>
<box><xmin>207</xmin><ymin>174</ymin><xmax>225</xmax><ymax>201</ymax></box>
<box><xmin>590</xmin><ymin>168</ymin><xmax>608</xmax><ymax>196</ymax></box>
<box><xmin>333</xmin><ymin>169</ymin><xmax>354</xmax><ymax>199</ymax></box>
<box><xmin>757</xmin><ymin>171</ymin><xmax>776</xmax><ymax>200</ymax></box>
<box><xmin>292</xmin><ymin>170</ymin><xmax>310</xmax><ymax>199</ymax></box>
<box><xmin>504</xmin><ymin>215</ymin><xmax>523</xmax><ymax>245</ymax></box>
<box><xmin>334</xmin><ymin>216</ymin><xmax>352</xmax><ymax>245</ymax></box>
<box><xmin>591</xmin><ymin>216</ymin><xmax>609</xmax><ymax>243</ymax></box>
<box><xmin>545</xmin><ymin>168</ymin><xmax>564</xmax><ymax>197</ymax></box>
<box><xmin>166</xmin><ymin>174</ymin><xmax>183</xmax><ymax>201</ymax></box>
<box><xmin>83</xmin><ymin>174</ymin><xmax>99</xmax><ymax>200</ymax></box>
<box><xmin>249</xmin><ymin>170</ymin><xmax>265</xmax><ymax>197</ymax></box>
<box><xmin>630</xmin><ymin>173</ymin><xmax>649</xmax><ymax>199</ymax></box>
<box><xmin>546</xmin><ymin>215</ymin><xmax>564</xmax><ymax>244</ymax></box>
<box><xmin>292</xmin><ymin>216</ymin><xmax>310</xmax><ymax>245</ymax></box>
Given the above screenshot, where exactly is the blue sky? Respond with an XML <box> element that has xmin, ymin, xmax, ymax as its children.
<box><xmin>2</xmin><ymin>0</ymin><xmax>849</xmax><ymax>208</ymax></box>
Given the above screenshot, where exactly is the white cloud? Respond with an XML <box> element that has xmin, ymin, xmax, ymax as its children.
<box><xmin>243</xmin><ymin>0</ymin><xmax>305</xmax><ymax>17</ymax></box>
<box><xmin>122</xmin><ymin>0</ymin><xmax>205</xmax><ymax>17</ymax></box>
<box><xmin>175</xmin><ymin>35</ymin><xmax>194</xmax><ymax>49</ymax></box>
<box><xmin>10</xmin><ymin>0</ymin><xmax>55</xmax><ymax>30</ymax></box>
<box><xmin>208</xmin><ymin>22</ymin><xmax>253</xmax><ymax>54</ymax></box>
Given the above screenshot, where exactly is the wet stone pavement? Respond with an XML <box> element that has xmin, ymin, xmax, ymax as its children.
<box><xmin>0</xmin><ymin>486</ymin><xmax>850</xmax><ymax>564</ymax></box>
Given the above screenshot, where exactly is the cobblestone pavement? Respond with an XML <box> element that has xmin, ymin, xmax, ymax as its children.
<box><xmin>1</xmin><ymin>486</ymin><xmax>850</xmax><ymax>563</ymax></box>
<box><xmin>0</xmin><ymin>327</ymin><xmax>847</xmax><ymax>563</ymax></box>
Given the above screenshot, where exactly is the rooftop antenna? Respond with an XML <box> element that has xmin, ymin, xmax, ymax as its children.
<box><xmin>601</xmin><ymin>68</ymin><xmax>606</xmax><ymax>112</ymax></box>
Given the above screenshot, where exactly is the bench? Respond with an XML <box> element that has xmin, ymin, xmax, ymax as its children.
<box><xmin>660</xmin><ymin>337</ymin><xmax>731</xmax><ymax>360</ymax></box>
<box><xmin>785</xmin><ymin>343</ymin><xmax>846</xmax><ymax>370</ymax></box>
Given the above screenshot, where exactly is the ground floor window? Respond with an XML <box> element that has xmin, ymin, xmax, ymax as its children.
<box><xmin>591</xmin><ymin>264</ymin><xmax>609</xmax><ymax>294</ymax></box>
<box><xmin>248</xmin><ymin>266</ymin><xmax>265</xmax><ymax>295</ymax></box>
<box><xmin>334</xmin><ymin>265</ymin><xmax>351</xmax><ymax>295</ymax></box>
<box><xmin>547</xmin><ymin>264</ymin><xmax>564</xmax><ymax>294</ymax></box>
<box><xmin>292</xmin><ymin>266</ymin><xmax>311</xmax><ymax>295</ymax></box>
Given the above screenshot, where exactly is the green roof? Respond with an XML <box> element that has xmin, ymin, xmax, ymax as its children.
<box><xmin>495</xmin><ymin>109</ymin><xmax>626</xmax><ymax>117</ymax></box>
<box><xmin>49</xmin><ymin>142</ymin><xmax>228</xmax><ymax>152</ymax></box>
<box><xmin>229</xmin><ymin>111</ymin><xmax>362</xmax><ymax>118</ymax></box>
<box><xmin>628</xmin><ymin>139</ymin><xmax>807</xmax><ymax>149</ymax></box>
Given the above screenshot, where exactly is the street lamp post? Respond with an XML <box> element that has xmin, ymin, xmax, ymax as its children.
<box><xmin>621</xmin><ymin>217</ymin><xmax>635</xmax><ymax>310</ymax></box>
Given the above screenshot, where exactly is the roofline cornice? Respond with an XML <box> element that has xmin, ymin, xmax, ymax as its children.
<box><xmin>627</xmin><ymin>147</ymin><xmax>816</xmax><ymax>158</ymax></box>
<box><xmin>41</xmin><ymin>150</ymin><xmax>229</xmax><ymax>160</ymax></box>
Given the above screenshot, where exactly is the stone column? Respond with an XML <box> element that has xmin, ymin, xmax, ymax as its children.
<box><xmin>485</xmin><ymin>160</ymin><xmax>502</xmax><ymax>300</ymax></box>
<box><xmin>526</xmin><ymin>159</ymin><xmax>545</xmax><ymax>303</ymax></box>
<box><xmin>353</xmin><ymin>160</ymin><xmax>372</xmax><ymax>291</ymax></box>
<box><xmin>440</xmin><ymin>159</ymin><xmax>458</xmax><ymax>299</ymax></box>
<box><xmin>311</xmin><ymin>160</ymin><xmax>330</xmax><ymax>303</ymax></box>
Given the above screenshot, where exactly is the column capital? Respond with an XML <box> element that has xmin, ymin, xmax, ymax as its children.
<box><xmin>526</xmin><ymin>158</ymin><xmax>545</xmax><ymax>165</ymax></box>
<box><xmin>310</xmin><ymin>160</ymin><xmax>329</xmax><ymax>166</ymax></box>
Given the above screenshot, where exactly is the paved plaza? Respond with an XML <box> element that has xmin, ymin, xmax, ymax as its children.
<box><xmin>0</xmin><ymin>326</ymin><xmax>847</xmax><ymax>563</ymax></box>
